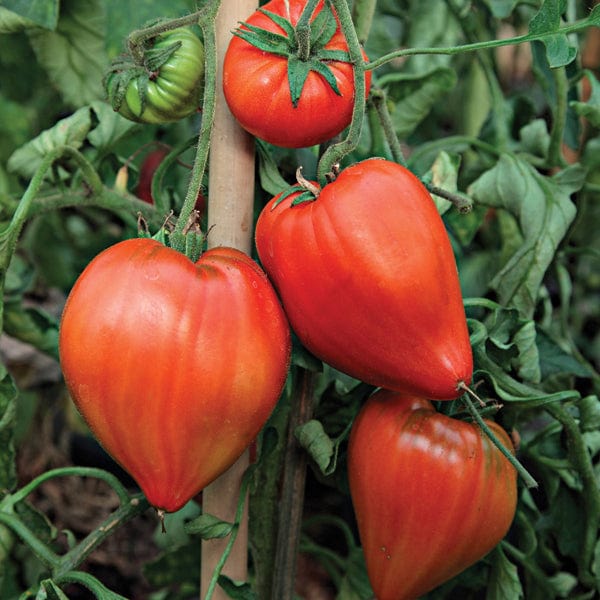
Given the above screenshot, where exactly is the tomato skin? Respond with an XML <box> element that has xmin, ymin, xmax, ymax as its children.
<box><xmin>255</xmin><ymin>158</ymin><xmax>472</xmax><ymax>400</ymax></box>
<box><xmin>222</xmin><ymin>0</ymin><xmax>371</xmax><ymax>148</ymax></box>
<box><xmin>59</xmin><ymin>238</ymin><xmax>290</xmax><ymax>512</ymax></box>
<box><xmin>348</xmin><ymin>389</ymin><xmax>518</xmax><ymax>600</ymax></box>
<box><xmin>107</xmin><ymin>28</ymin><xmax>204</xmax><ymax>124</ymax></box>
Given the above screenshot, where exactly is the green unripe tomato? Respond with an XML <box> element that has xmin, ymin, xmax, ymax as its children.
<box><xmin>106</xmin><ymin>27</ymin><xmax>204</xmax><ymax>124</ymax></box>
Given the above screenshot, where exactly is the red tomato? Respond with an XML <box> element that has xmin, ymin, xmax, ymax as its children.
<box><xmin>59</xmin><ymin>238</ymin><xmax>291</xmax><ymax>512</ymax></box>
<box><xmin>255</xmin><ymin>158</ymin><xmax>473</xmax><ymax>400</ymax></box>
<box><xmin>348</xmin><ymin>389</ymin><xmax>518</xmax><ymax>600</ymax></box>
<box><xmin>222</xmin><ymin>0</ymin><xmax>372</xmax><ymax>148</ymax></box>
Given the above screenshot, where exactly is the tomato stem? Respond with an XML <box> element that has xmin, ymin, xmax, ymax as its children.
<box><xmin>459</xmin><ymin>383</ymin><xmax>538</xmax><ymax>489</ymax></box>
<box><xmin>296</xmin><ymin>166</ymin><xmax>321</xmax><ymax>197</ymax></box>
<box><xmin>171</xmin><ymin>2</ymin><xmax>220</xmax><ymax>250</ymax></box>
<box><xmin>295</xmin><ymin>0</ymin><xmax>319</xmax><ymax>61</ymax></box>
<box><xmin>316</xmin><ymin>0</ymin><xmax>368</xmax><ymax>185</ymax></box>
<box><xmin>425</xmin><ymin>184</ymin><xmax>473</xmax><ymax>214</ymax></box>
<box><xmin>364</xmin><ymin>12</ymin><xmax>600</xmax><ymax>71</ymax></box>
<box><xmin>369</xmin><ymin>87</ymin><xmax>407</xmax><ymax>168</ymax></box>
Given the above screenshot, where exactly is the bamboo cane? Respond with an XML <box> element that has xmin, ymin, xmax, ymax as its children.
<box><xmin>201</xmin><ymin>1</ymin><xmax>257</xmax><ymax>598</ymax></box>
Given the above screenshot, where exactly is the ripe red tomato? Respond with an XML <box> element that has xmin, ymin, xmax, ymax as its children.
<box><xmin>222</xmin><ymin>0</ymin><xmax>372</xmax><ymax>148</ymax></box>
<box><xmin>255</xmin><ymin>158</ymin><xmax>473</xmax><ymax>400</ymax></box>
<box><xmin>59</xmin><ymin>238</ymin><xmax>290</xmax><ymax>512</ymax></box>
<box><xmin>348</xmin><ymin>389</ymin><xmax>518</xmax><ymax>600</ymax></box>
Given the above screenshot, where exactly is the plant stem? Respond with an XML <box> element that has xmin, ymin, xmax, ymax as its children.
<box><xmin>171</xmin><ymin>3</ymin><xmax>220</xmax><ymax>246</ymax></box>
<box><xmin>460</xmin><ymin>386</ymin><xmax>538</xmax><ymax>488</ymax></box>
<box><xmin>4</xmin><ymin>467</ymin><xmax>131</xmax><ymax>508</ymax></box>
<box><xmin>317</xmin><ymin>0</ymin><xmax>367</xmax><ymax>183</ymax></box>
<box><xmin>351</xmin><ymin>0</ymin><xmax>377</xmax><ymax>45</ymax></box>
<box><xmin>365</xmin><ymin>16</ymin><xmax>597</xmax><ymax>71</ymax></box>
<box><xmin>548</xmin><ymin>66</ymin><xmax>569</xmax><ymax>167</ymax></box>
<box><xmin>127</xmin><ymin>11</ymin><xmax>204</xmax><ymax>63</ymax></box>
<box><xmin>271</xmin><ymin>367</ymin><xmax>315</xmax><ymax>600</ymax></box>
<box><xmin>295</xmin><ymin>0</ymin><xmax>319</xmax><ymax>61</ymax></box>
<box><xmin>56</xmin><ymin>495</ymin><xmax>149</xmax><ymax>576</ymax></box>
<box><xmin>425</xmin><ymin>184</ymin><xmax>473</xmax><ymax>213</ymax></box>
<box><xmin>545</xmin><ymin>402</ymin><xmax>600</xmax><ymax>587</ymax></box>
<box><xmin>369</xmin><ymin>88</ymin><xmax>407</xmax><ymax>167</ymax></box>
<box><xmin>0</xmin><ymin>511</ymin><xmax>60</xmax><ymax>569</ymax></box>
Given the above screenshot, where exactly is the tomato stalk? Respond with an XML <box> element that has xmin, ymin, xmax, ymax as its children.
<box><xmin>460</xmin><ymin>385</ymin><xmax>538</xmax><ymax>489</ymax></box>
<box><xmin>170</xmin><ymin>2</ymin><xmax>220</xmax><ymax>257</ymax></box>
<box><xmin>369</xmin><ymin>88</ymin><xmax>408</xmax><ymax>167</ymax></box>
<box><xmin>294</xmin><ymin>0</ymin><xmax>320</xmax><ymax>61</ymax></box>
<box><xmin>316</xmin><ymin>0</ymin><xmax>367</xmax><ymax>184</ymax></box>
<box><xmin>0</xmin><ymin>467</ymin><xmax>149</xmax><ymax>589</ymax></box>
<box><xmin>544</xmin><ymin>402</ymin><xmax>600</xmax><ymax>587</ymax></box>
<box><xmin>365</xmin><ymin>10</ymin><xmax>600</xmax><ymax>71</ymax></box>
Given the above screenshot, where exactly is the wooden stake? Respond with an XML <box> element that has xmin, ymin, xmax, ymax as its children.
<box><xmin>201</xmin><ymin>1</ymin><xmax>257</xmax><ymax>597</ymax></box>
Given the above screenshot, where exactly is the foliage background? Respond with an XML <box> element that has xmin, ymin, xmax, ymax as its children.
<box><xmin>0</xmin><ymin>0</ymin><xmax>599</xmax><ymax>598</ymax></box>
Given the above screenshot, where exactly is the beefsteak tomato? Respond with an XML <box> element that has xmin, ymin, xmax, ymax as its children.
<box><xmin>255</xmin><ymin>158</ymin><xmax>472</xmax><ymax>400</ymax></box>
<box><xmin>59</xmin><ymin>238</ymin><xmax>290</xmax><ymax>512</ymax></box>
<box><xmin>348</xmin><ymin>389</ymin><xmax>518</xmax><ymax>600</ymax></box>
<box><xmin>106</xmin><ymin>27</ymin><xmax>204</xmax><ymax>124</ymax></box>
<box><xmin>222</xmin><ymin>0</ymin><xmax>371</xmax><ymax>148</ymax></box>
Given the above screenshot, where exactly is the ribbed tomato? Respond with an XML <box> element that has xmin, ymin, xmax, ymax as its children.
<box><xmin>59</xmin><ymin>238</ymin><xmax>290</xmax><ymax>512</ymax></box>
<box><xmin>255</xmin><ymin>158</ymin><xmax>472</xmax><ymax>400</ymax></box>
<box><xmin>348</xmin><ymin>389</ymin><xmax>518</xmax><ymax>600</ymax></box>
<box><xmin>222</xmin><ymin>0</ymin><xmax>371</xmax><ymax>148</ymax></box>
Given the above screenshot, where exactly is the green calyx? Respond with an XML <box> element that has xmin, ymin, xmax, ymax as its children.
<box><xmin>233</xmin><ymin>1</ymin><xmax>351</xmax><ymax>107</ymax></box>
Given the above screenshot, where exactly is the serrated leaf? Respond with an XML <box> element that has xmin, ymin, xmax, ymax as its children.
<box><xmin>381</xmin><ymin>67</ymin><xmax>458</xmax><ymax>138</ymax></box>
<box><xmin>295</xmin><ymin>419</ymin><xmax>334</xmax><ymax>473</ymax></box>
<box><xmin>7</xmin><ymin>106</ymin><xmax>92</xmax><ymax>179</ymax></box>
<box><xmin>0</xmin><ymin>0</ymin><xmax>58</xmax><ymax>31</ymax></box>
<box><xmin>468</xmin><ymin>155</ymin><xmax>578</xmax><ymax>318</ymax></box>
<box><xmin>184</xmin><ymin>513</ymin><xmax>234</xmax><ymax>539</ymax></box>
<box><xmin>571</xmin><ymin>70</ymin><xmax>600</xmax><ymax>128</ymax></box>
<box><xmin>27</xmin><ymin>0</ymin><xmax>108</xmax><ymax>108</ymax></box>
<box><xmin>486</xmin><ymin>547</ymin><xmax>524</xmax><ymax>600</ymax></box>
<box><xmin>528</xmin><ymin>0</ymin><xmax>577</xmax><ymax>68</ymax></box>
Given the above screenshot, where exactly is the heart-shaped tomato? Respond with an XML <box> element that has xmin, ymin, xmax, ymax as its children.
<box><xmin>255</xmin><ymin>158</ymin><xmax>472</xmax><ymax>400</ymax></box>
<box><xmin>347</xmin><ymin>389</ymin><xmax>518</xmax><ymax>600</ymax></box>
<box><xmin>59</xmin><ymin>238</ymin><xmax>290</xmax><ymax>513</ymax></box>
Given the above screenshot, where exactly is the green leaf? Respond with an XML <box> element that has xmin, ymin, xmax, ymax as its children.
<box><xmin>528</xmin><ymin>0</ymin><xmax>577</xmax><ymax>68</ymax></box>
<box><xmin>3</xmin><ymin>302</ymin><xmax>59</xmax><ymax>360</ymax></box>
<box><xmin>217</xmin><ymin>575</ymin><xmax>257</xmax><ymax>600</ymax></box>
<box><xmin>7</xmin><ymin>106</ymin><xmax>92</xmax><ymax>179</ymax></box>
<box><xmin>428</xmin><ymin>151</ymin><xmax>462</xmax><ymax>215</ymax></box>
<box><xmin>39</xmin><ymin>580</ymin><xmax>70</xmax><ymax>600</ymax></box>
<box><xmin>295</xmin><ymin>419</ymin><xmax>334</xmax><ymax>474</ymax></box>
<box><xmin>536</xmin><ymin>330</ymin><xmax>592</xmax><ymax>379</ymax></box>
<box><xmin>87</xmin><ymin>100</ymin><xmax>140</xmax><ymax>151</ymax></box>
<box><xmin>336</xmin><ymin>547</ymin><xmax>374</xmax><ymax>600</ymax></box>
<box><xmin>27</xmin><ymin>0</ymin><xmax>108</xmax><ymax>108</ymax></box>
<box><xmin>571</xmin><ymin>70</ymin><xmax>600</xmax><ymax>128</ymax></box>
<box><xmin>579</xmin><ymin>396</ymin><xmax>600</xmax><ymax>432</ymax></box>
<box><xmin>184</xmin><ymin>513</ymin><xmax>234</xmax><ymax>540</ymax></box>
<box><xmin>256</xmin><ymin>141</ymin><xmax>292</xmax><ymax>196</ymax></box>
<box><xmin>380</xmin><ymin>67</ymin><xmax>458</xmax><ymax>138</ymax></box>
<box><xmin>0</xmin><ymin>0</ymin><xmax>58</xmax><ymax>32</ymax></box>
<box><xmin>486</xmin><ymin>546</ymin><xmax>524</xmax><ymax>600</ymax></box>
<box><xmin>468</xmin><ymin>155</ymin><xmax>579</xmax><ymax>318</ymax></box>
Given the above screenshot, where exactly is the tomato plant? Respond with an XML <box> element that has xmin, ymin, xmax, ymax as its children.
<box><xmin>348</xmin><ymin>389</ymin><xmax>518</xmax><ymax>600</ymax></box>
<box><xmin>106</xmin><ymin>27</ymin><xmax>204</xmax><ymax>124</ymax></box>
<box><xmin>222</xmin><ymin>0</ymin><xmax>371</xmax><ymax>148</ymax></box>
<box><xmin>58</xmin><ymin>237</ymin><xmax>291</xmax><ymax>513</ymax></box>
<box><xmin>1</xmin><ymin>0</ymin><xmax>600</xmax><ymax>598</ymax></box>
<box><xmin>256</xmin><ymin>158</ymin><xmax>473</xmax><ymax>400</ymax></box>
